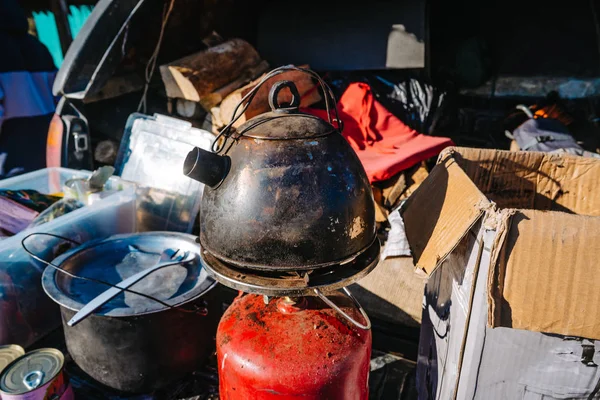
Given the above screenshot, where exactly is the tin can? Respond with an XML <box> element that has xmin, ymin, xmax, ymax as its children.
<box><xmin>0</xmin><ymin>348</ymin><xmax>74</xmax><ymax>400</ymax></box>
<box><xmin>0</xmin><ymin>346</ymin><xmax>25</xmax><ymax>376</ymax></box>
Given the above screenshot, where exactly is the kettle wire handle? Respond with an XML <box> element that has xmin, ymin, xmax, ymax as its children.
<box><xmin>213</xmin><ymin>65</ymin><xmax>341</xmax><ymax>154</ymax></box>
<box><xmin>313</xmin><ymin>286</ymin><xmax>372</xmax><ymax>330</ymax></box>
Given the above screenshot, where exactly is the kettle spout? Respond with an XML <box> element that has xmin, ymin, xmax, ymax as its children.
<box><xmin>183</xmin><ymin>147</ymin><xmax>231</xmax><ymax>188</ymax></box>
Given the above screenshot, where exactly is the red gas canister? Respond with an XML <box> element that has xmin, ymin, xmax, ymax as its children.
<box><xmin>217</xmin><ymin>293</ymin><xmax>372</xmax><ymax>400</ymax></box>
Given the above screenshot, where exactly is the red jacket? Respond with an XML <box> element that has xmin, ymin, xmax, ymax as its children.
<box><xmin>304</xmin><ymin>82</ymin><xmax>453</xmax><ymax>182</ymax></box>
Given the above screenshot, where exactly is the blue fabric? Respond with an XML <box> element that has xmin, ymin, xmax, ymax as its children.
<box><xmin>68</xmin><ymin>5</ymin><xmax>93</xmax><ymax>39</ymax></box>
<box><xmin>0</xmin><ymin>2</ymin><xmax>57</xmax><ymax>121</ymax></box>
<box><xmin>0</xmin><ymin>71</ymin><xmax>57</xmax><ymax>123</ymax></box>
<box><xmin>0</xmin><ymin>0</ymin><xmax>57</xmax><ymax>173</ymax></box>
<box><xmin>33</xmin><ymin>5</ymin><xmax>94</xmax><ymax>68</ymax></box>
<box><xmin>32</xmin><ymin>11</ymin><xmax>63</xmax><ymax>68</ymax></box>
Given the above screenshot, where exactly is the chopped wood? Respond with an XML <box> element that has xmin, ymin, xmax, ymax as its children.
<box><xmin>399</xmin><ymin>163</ymin><xmax>429</xmax><ymax>201</ymax></box>
<box><xmin>373</xmin><ymin>162</ymin><xmax>428</xmax><ymax>223</ymax></box>
<box><xmin>159</xmin><ymin>39</ymin><xmax>264</xmax><ymax>104</ymax></box>
<box><xmin>198</xmin><ymin>60</ymin><xmax>269</xmax><ymax>111</ymax></box>
<box><xmin>372</xmin><ymin>185</ymin><xmax>388</xmax><ymax>223</ymax></box>
<box><xmin>382</xmin><ymin>173</ymin><xmax>407</xmax><ymax>210</ymax></box>
<box><xmin>210</xmin><ymin>106</ymin><xmax>224</xmax><ymax>135</ymax></box>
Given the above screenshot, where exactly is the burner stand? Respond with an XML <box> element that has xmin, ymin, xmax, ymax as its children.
<box><xmin>199</xmin><ymin>239</ymin><xmax>381</xmax><ymax>298</ymax></box>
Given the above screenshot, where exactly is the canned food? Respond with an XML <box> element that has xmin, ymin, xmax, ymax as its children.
<box><xmin>0</xmin><ymin>348</ymin><xmax>74</xmax><ymax>400</ymax></box>
<box><xmin>0</xmin><ymin>346</ymin><xmax>25</xmax><ymax>376</ymax></box>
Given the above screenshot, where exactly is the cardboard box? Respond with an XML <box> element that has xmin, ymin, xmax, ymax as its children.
<box><xmin>401</xmin><ymin>147</ymin><xmax>600</xmax><ymax>399</ymax></box>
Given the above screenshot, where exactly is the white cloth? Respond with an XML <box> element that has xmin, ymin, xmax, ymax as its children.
<box><xmin>381</xmin><ymin>208</ymin><xmax>411</xmax><ymax>259</ymax></box>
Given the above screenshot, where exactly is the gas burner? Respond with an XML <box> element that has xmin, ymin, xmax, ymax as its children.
<box><xmin>200</xmin><ymin>239</ymin><xmax>380</xmax><ymax>297</ymax></box>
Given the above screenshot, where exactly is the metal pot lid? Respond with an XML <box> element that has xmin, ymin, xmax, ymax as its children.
<box><xmin>42</xmin><ymin>232</ymin><xmax>216</xmax><ymax>318</ymax></box>
<box><xmin>0</xmin><ymin>349</ymin><xmax>63</xmax><ymax>394</ymax></box>
<box><xmin>0</xmin><ymin>346</ymin><xmax>25</xmax><ymax>377</ymax></box>
<box><xmin>235</xmin><ymin>80</ymin><xmax>337</xmax><ymax>140</ymax></box>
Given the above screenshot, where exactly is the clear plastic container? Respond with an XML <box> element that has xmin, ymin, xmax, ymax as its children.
<box><xmin>0</xmin><ymin>168</ymin><xmax>137</xmax><ymax>348</ymax></box>
<box><xmin>115</xmin><ymin>113</ymin><xmax>215</xmax><ymax>233</ymax></box>
<box><xmin>0</xmin><ymin>167</ymin><xmax>126</xmax><ymax>193</ymax></box>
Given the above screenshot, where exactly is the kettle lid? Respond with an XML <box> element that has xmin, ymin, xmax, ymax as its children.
<box><xmin>236</xmin><ymin>80</ymin><xmax>337</xmax><ymax>140</ymax></box>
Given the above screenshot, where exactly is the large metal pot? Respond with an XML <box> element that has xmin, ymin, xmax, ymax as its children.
<box><xmin>41</xmin><ymin>232</ymin><xmax>220</xmax><ymax>393</ymax></box>
<box><xmin>184</xmin><ymin>66</ymin><xmax>377</xmax><ymax>271</ymax></box>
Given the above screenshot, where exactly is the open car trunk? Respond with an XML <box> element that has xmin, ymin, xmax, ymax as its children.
<box><xmin>53</xmin><ymin>0</ymin><xmax>427</xmax><ymax>101</ymax></box>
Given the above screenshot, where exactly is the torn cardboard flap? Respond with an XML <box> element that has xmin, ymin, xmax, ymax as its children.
<box><xmin>491</xmin><ymin>209</ymin><xmax>600</xmax><ymax>340</ymax></box>
<box><xmin>485</xmin><ymin>208</ymin><xmax>516</xmax><ymax>329</ymax></box>
<box><xmin>404</xmin><ymin>146</ymin><xmax>600</xmax><ymax>340</ymax></box>
<box><xmin>449</xmin><ymin>147</ymin><xmax>600</xmax><ymax>216</ymax></box>
<box><xmin>401</xmin><ymin>154</ymin><xmax>488</xmax><ymax>274</ymax></box>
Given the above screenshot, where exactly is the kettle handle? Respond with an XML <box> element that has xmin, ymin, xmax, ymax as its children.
<box><xmin>213</xmin><ymin>65</ymin><xmax>341</xmax><ymax>153</ymax></box>
<box><xmin>268</xmin><ymin>80</ymin><xmax>301</xmax><ymax>112</ymax></box>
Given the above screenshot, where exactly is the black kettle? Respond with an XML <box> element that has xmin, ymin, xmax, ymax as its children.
<box><xmin>184</xmin><ymin>66</ymin><xmax>377</xmax><ymax>271</ymax></box>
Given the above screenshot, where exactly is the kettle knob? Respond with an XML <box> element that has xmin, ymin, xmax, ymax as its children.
<box><xmin>268</xmin><ymin>80</ymin><xmax>301</xmax><ymax>112</ymax></box>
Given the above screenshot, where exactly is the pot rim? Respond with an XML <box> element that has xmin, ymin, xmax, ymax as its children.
<box><xmin>41</xmin><ymin>232</ymin><xmax>216</xmax><ymax>318</ymax></box>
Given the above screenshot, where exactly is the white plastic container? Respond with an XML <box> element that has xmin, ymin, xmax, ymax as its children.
<box><xmin>0</xmin><ymin>168</ymin><xmax>137</xmax><ymax>348</ymax></box>
<box><xmin>115</xmin><ymin>113</ymin><xmax>215</xmax><ymax>232</ymax></box>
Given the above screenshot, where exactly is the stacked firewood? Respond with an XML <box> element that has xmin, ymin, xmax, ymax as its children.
<box><xmin>160</xmin><ymin>38</ymin><xmax>321</xmax><ymax>133</ymax></box>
